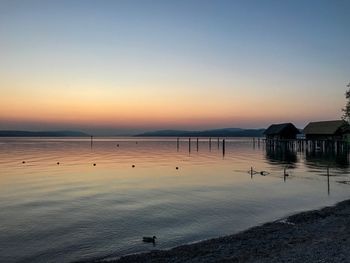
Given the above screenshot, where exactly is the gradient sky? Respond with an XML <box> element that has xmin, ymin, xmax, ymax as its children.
<box><xmin>0</xmin><ymin>0</ymin><xmax>349</xmax><ymax>135</ymax></box>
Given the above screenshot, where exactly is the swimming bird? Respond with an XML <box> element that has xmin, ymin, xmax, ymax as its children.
<box><xmin>132</xmin><ymin>165</ymin><xmax>135</xmax><ymax>168</ymax></box>
<box><xmin>143</xmin><ymin>236</ymin><xmax>156</xmax><ymax>243</ymax></box>
<box><xmin>260</xmin><ymin>171</ymin><xmax>269</xmax><ymax>176</ymax></box>
<box><xmin>22</xmin><ymin>161</ymin><xmax>25</xmax><ymax>164</ymax></box>
<box><xmin>176</xmin><ymin>167</ymin><xmax>179</xmax><ymax>170</ymax></box>
<box><xmin>93</xmin><ymin>163</ymin><xmax>96</xmax><ymax>166</ymax></box>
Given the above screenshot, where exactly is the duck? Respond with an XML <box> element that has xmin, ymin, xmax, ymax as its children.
<box><xmin>143</xmin><ymin>236</ymin><xmax>156</xmax><ymax>243</ymax></box>
<box><xmin>260</xmin><ymin>171</ymin><xmax>269</xmax><ymax>176</ymax></box>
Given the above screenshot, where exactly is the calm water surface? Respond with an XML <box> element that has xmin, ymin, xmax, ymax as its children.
<box><xmin>0</xmin><ymin>137</ymin><xmax>349</xmax><ymax>262</ymax></box>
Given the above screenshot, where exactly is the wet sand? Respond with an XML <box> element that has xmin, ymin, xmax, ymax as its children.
<box><xmin>109</xmin><ymin>199</ymin><xmax>350</xmax><ymax>263</ymax></box>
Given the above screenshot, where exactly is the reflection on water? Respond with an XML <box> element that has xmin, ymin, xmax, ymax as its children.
<box><xmin>0</xmin><ymin>137</ymin><xmax>349</xmax><ymax>263</ymax></box>
<box><xmin>265</xmin><ymin>147</ymin><xmax>298</xmax><ymax>168</ymax></box>
<box><xmin>305</xmin><ymin>150</ymin><xmax>350</xmax><ymax>170</ymax></box>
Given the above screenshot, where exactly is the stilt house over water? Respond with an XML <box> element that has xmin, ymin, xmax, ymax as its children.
<box><xmin>264</xmin><ymin>123</ymin><xmax>300</xmax><ymax>140</ymax></box>
<box><xmin>303</xmin><ymin>120</ymin><xmax>350</xmax><ymax>141</ymax></box>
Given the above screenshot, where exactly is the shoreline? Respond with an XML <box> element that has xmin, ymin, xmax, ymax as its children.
<box><xmin>102</xmin><ymin>199</ymin><xmax>350</xmax><ymax>263</ymax></box>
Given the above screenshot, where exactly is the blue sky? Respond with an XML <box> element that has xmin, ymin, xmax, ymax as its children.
<box><xmin>0</xmin><ymin>0</ymin><xmax>349</xmax><ymax>135</ymax></box>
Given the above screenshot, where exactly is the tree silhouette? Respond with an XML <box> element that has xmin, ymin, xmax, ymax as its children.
<box><xmin>342</xmin><ymin>82</ymin><xmax>350</xmax><ymax>122</ymax></box>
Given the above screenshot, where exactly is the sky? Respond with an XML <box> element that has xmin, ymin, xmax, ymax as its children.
<box><xmin>0</xmin><ymin>0</ymin><xmax>349</xmax><ymax>135</ymax></box>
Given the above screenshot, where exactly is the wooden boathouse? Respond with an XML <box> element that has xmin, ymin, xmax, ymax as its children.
<box><xmin>303</xmin><ymin>120</ymin><xmax>350</xmax><ymax>141</ymax></box>
<box><xmin>264</xmin><ymin>123</ymin><xmax>299</xmax><ymax>140</ymax></box>
<box><xmin>263</xmin><ymin>120</ymin><xmax>350</xmax><ymax>153</ymax></box>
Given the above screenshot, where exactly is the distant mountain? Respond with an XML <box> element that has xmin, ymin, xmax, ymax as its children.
<box><xmin>135</xmin><ymin>128</ymin><xmax>265</xmax><ymax>137</ymax></box>
<box><xmin>0</xmin><ymin>130</ymin><xmax>90</xmax><ymax>137</ymax></box>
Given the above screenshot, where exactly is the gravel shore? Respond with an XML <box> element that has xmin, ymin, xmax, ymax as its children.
<box><xmin>109</xmin><ymin>199</ymin><xmax>350</xmax><ymax>263</ymax></box>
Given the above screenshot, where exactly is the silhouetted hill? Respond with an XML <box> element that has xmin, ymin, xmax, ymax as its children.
<box><xmin>0</xmin><ymin>130</ymin><xmax>90</xmax><ymax>137</ymax></box>
<box><xmin>135</xmin><ymin>128</ymin><xmax>265</xmax><ymax>137</ymax></box>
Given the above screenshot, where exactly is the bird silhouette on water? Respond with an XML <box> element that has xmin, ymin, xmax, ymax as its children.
<box><xmin>143</xmin><ymin>236</ymin><xmax>156</xmax><ymax>243</ymax></box>
<box><xmin>284</xmin><ymin>167</ymin><xmax>290</xmax><ymax>177</ymax></box>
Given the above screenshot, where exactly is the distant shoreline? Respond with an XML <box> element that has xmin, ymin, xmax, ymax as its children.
<box><xmin>0</xmin><ymin>128</ymin><xmax>266</xmax><ymax>138</ymax></box>
<box><xmin>0</xmin><ymin>130</ymin><xmax>90</xmax><ymax>137</ymax></box>
<box><xmin>105</xmin><ymin>199</ymin><xmax>350</xmax><ymax>263</ymax></box>
<box><xmin>135</xmin><ymin>128</ymin><xmax>265</xmax><ymax>137</ymax></box>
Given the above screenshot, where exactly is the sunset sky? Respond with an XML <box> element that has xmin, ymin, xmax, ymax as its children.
<box><xmin>1</xmin><ymin>0</ymin><xmax>349</xmax><ymax>135</ymax></box>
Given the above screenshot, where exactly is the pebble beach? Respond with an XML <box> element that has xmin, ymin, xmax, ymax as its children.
<box><xmin>110</xmin><ymin>199</ymin><xmax>350</xmax><ymax>263</ymax></box>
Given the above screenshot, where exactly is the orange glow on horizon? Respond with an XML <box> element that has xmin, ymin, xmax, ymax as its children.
<box><xmin>0</xmin><ymin>78</ymin><xmax>344</xmax><ymax>130</ymax></box>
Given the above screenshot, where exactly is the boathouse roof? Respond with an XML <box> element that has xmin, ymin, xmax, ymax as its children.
<box><xmin>264</xmin><ymin>123</ymin><xmax>299</xmax><ymax>135</ymax></box>
<box><xmin>303</xmin><ymin>120</ymin><xmax>349</xmax><ymax>135</ymax></box>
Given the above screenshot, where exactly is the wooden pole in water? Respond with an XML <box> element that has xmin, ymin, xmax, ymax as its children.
<box><xmin>327</xmin><ymin>166</ymin><xmax>330</xmax><ymax>195</ymax></box>
<box><xmin>177</xmin><ymin>137</ymin><xmax>179</xmax><ymax>151</ymax></box>
<box><xmin>218</xmin><ymin>137</ymin><xmax>220</xmax><ymax>149</ymax></box>
<box><xmin>209</xmin><ymin>137</ymin><xmax>212</xmax><ymax>151</ymax></box>
<box><xmin>196</xmin><ymin>138</ymin><xmax>199</xmax><ymax>152</ymax></box>
<box><xmin>222</xmin><ymin>139</ymin><xmax>225</xmax><ymax>156</ymax></box>
<box><xmin>90</xmin><ymin>136</ymin><xmax>93</xmax><ymax>149</ymax></box>
<box><xmin>189</xmin><ymin>137</ymin><xmax>191</xmax><ymax>153</ymax></box>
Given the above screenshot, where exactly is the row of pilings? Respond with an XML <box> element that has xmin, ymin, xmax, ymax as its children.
<box><xmin>264</xmin><ymin>139</ymin><xmax>349</xmax><ymax>153</ymax></box>
<box><xmin>176</xmin><ymin>137</ymin><xmax>223</xmax><ymax>154</ymax></box>
<box><xmin>173</xmin><ymin>137</ymin><xmax>349</xmax><ymax>154</ymax></box>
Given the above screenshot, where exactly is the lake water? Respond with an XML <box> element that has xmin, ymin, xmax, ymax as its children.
<box><xmin>0</xmin><ymin>137</ymin><xmax>349</xmax><ymax>263</ymax></box>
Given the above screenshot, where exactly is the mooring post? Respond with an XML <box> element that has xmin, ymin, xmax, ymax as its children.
<box><xmin>209</xmin><ymin>137</ymin><xmax>212</xmax><ymax>151</ymax></box>
<box><xmin>222</xmin><ymin>139</ymin><xmax>225</xmax><ymax>156</ymax></box>
<box><xmin>327</xmin><ymin>166</ymin><xmax>330</xmax><ymax>195</ymax></box>
<box><xmin>196</xmin><ymin>138</ymin><xmax>199</xmax><ymax>152</ymax></box>
<box><xmin>177</xmin><ymin>137</ymin><xmax>179</xmax><ymax>151</ymax></box>
<box><xmin>90</xmin><ymin>135</ymin><xmax>93</xmax><ymax>149</ymax></box>
<box><xmin>218</xmin><ymin>137</ymin><xmax>220</xmax><ymax>149</ymax></box>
